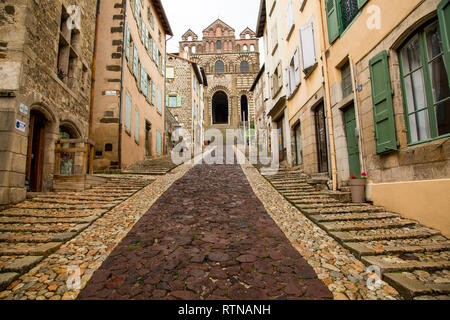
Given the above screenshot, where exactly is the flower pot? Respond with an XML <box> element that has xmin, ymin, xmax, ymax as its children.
<box><xmin>348</xmin><ymin>179</ymin><xmax>366</xmax><ymax>203</ymax></box>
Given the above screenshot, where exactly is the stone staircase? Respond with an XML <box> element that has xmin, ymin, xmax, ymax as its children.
<box><xmin>0</xmin><ymin>176</ymin><xmax>153</xmax><ymax>291</ymax></box>
<box><xmin>261</xmin><ymin>167</ymin><xmax>450</xmax><ymax>300</ymax></box>
<box><xmin>122</xmin><ymin>155</ymin><xmax>180</xmax><ymax>175</ymax></box>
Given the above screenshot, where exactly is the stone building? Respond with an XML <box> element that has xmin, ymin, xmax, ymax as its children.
<box><xmin>179</xmin><ymin>20</ymin><xmax>260</xmax><ymax>136</ymax></box>
<box><xmin>92</xmin><ymin>0</ymin><xmax>172</xmax><ymax>172</ymax></box>
<box><xmin>0</xmin><ymin>0</ymin><xmax>98</xmax><ymax>205</ymax></box>
<box><xmin>166</xmin><ymin>53</ymin><xmax>207</xmax><ymax>153</ymax></box>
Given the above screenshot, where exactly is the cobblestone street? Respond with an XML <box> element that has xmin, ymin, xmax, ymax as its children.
<box><xmin>79</xmin><ymin>147</ymin><xmax>332</xmax><ymax>300</ymax></box>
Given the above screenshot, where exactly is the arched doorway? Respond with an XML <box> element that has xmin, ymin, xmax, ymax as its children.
<box><xmin>212</xmin><ymin>91</ymin><xmax>228</xmax><ymax>124</ymax></box>
<box><xmin>26</xmin><ymin>110</ymin><xmax>48</xmax><ymax>192</ymax></box>
<box><xmin>241</xmin><ymin>95</ymin><xmax>248</xmax><ymax>122</ymax></box>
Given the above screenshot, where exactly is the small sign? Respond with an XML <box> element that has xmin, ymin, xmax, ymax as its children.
<box><xmin>19</xmin><ymin>103</ymin><xmax>28</xmax><ymax>115</ymax></box>
<box><xmin>105</xmin><ymin>91</ymin><xmax>117</xmax><ymax>96</ymax></box>
<box><xmin>15</xmin><ymin>119</ymin><xmax>26</xmax><ymax>132</ymax></box>
<box><xmin>357</xmin><ymin>85</ymin><xmax>363</xmax><ymax>92</ymax></box>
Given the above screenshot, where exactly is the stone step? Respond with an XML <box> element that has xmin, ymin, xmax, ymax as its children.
<box><xmin>295</xmin><ymin>203</ymin><xmax>370</xmax><ymax>210</ymax></box>
<box><xmin>15</xmin><ymin>202</ymin><xmax>114</xmax><ymax>210</ymax></box>
<box><xmin>309</xmin><ymin>212</ymin><xmax>400</xmax><ymax>223</ymax></box>
<box><xmin>0</xmin><ymin>272</ymin><xmax>19</xmax><ymax>291</ymax></box>
<box><xmin>0</xmin><ymin>222</ymin><xmax>90</xmax><ymax>234</ymax></box>
<box><xmin>343</xmin><ymin>236</ymin><xmax>450</xmax><ymax>258</ymax></box>
<box><xmin>330</xmin><ymin>226</ymin><xmax>441</xmax><ymax>243</ymax></box>
<box><xmin>28</xmin><ymin>198</ymin><xmax>122</xmax><ymax>205</ymax></box>
<box><xmin>0</xmin><ymin>209</ymin><xmax>104</xmax><ymax>219</ymax></box>
<box><xmin>0</xmin><ymin>255</ymin><xmax>43</xmax><ymax>273</ymax></box>
<box><xmin>302</xmin><ymin>206</ymin><xmax>385</xmax><ymax>215</ymax></box>
<box><xmin>383</xmin><ymin>271</ymin><xmax>450</xmax><ymax>299</ymax></box>
<box><xmin>318</xmin><ymin>218</ymin><xmax>417</xmax><ymax>232</ymax></box>
<box><xmin>0</xmin><ymin>216</ymin><xmax>96</xmax><ymax>224</ymax></box>
<box><xmin>0</xmin><ymin>242</ymin><xmax>61</xmax><ymax>256</ymax></box>
<box><xmin>361</xmin><ymin>253</ymin><xmax>450</xmax><ymax>273</ymax></box>
<box><xmin>32</xmin><ymin>195</ymin><xmax>128</xmax><ymax>202</ymax></box>
<box><xmin>290</xmin><ymin>198</ymin><xmax>339</xmax><ymax>204</ymax></box>
<box><xmin>0</xmin><ymin>231</ymin><xmax>77</xmax><ymax>243</ymax></box>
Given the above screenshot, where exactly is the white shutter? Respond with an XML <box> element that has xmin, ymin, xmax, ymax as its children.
<box><xmin>294</xmin><ymin>49</ymin><xmax>301</xmax><ymax>86</ymax></box>
<box><xmin>300</xmin><ymin>20</ymin><xmax>317</xmax><ymax>72</ymax></box>
<box><xmin>284</xmin><ymin>67</ymin><xmax>290</xmax><ymax>95</ymax></box>
<box><xmin>286</xmin><ymin>0</ymin><xmax>294</xmax><ymax>37</ymax></box>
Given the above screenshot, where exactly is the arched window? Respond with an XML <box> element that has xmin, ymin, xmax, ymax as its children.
<box><xmin>240</xmin><ymin>61</ymin><xmax>249</xmax><ymax>73</ymax></box>
<box><xmin>250</xmin><ymin>44</ymin><xmax>255</xmax><ymax>52</ymax></box>
<box><xmin>245</xmin><ymin>34</ymin><xmax>251</xmax><ymax>39</ymax></box>
<box><xmin>191</xmin><ymin>45</ymin><xmax>196</xmax><ymax>53</ymax></box>
<box><xmin>216</xmin><ymin>27</ymin><xmax>222</xmax><ymax>37</ymax></box>
<box><xmin>187</xmin><ymin>36</ymin><xmax>192</xmax><ymax>41</ymax></box>
<box><xmin>243</xmin><ymin>45</ymin><xmax>248</xmax><ymax>51</ymax></box>
<box><xmin>215</xmin><ymin>60</ymin><xmax>224</xmax><ymax>74</ymax></box>
<box><xmin>184</xmin><ymin>46</ymin><xmax>189</xmax><ymax>53</ymax></box>
<box><xmin>241</xmin><ymin>95</ymin><xmax>249</xmax><ymax>122</ymax></box>
<box><xmin>216</xmin><ymin>40</ymin><xmax>222</xmax><ymax>50</ymax></box>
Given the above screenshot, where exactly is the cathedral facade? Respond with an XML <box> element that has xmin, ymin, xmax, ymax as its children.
<box><xmin>179</xmin><ymin>20</ymin><xmax>260</xmax><ymax>133</ymax></box>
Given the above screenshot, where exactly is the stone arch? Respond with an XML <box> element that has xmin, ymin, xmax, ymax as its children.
<box><xmin>30</xmin><ymin>102</ymin><xmax>57</xmax><ymax>123</ymax></box>
<box><xmin>59</xmin><ymin>119</ymin><xmax>82</xmax><ymax>138</ymax></box>
<box><xmin>215</xmin><ymin>60</ymin><xmax>224</xmax><ymax>74</ymax></box>
<box><xmin>211</xmin><ymin>91</ymin><xmax>229</xmax><ymax>125</ymax></box>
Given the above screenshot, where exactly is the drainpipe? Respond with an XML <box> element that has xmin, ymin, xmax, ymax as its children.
<box><xmin>349</xmin><ymin>56</ymin><xmax>366</xmax><ymax>173</ymax></box>
<box><xmin>164</xmin><ymin>34</ymin><xmax>173</xmax><ymax>155</ymax></box>
<box><xmin>118</xmin><ymin>0</ymin><xmax>129</xmax><ymax>169</ymax></box>
<box><xmin>318</xmin><ymin>0</ymin><xmax>338</xmax><ymax>191</ymax></box>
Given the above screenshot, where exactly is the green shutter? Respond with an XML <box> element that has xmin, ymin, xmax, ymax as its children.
<box><xmin>166</xmin><ymin>95</ymin><xmax>169</xmax><ymax>106</ymax></box>
<box><xmin>177</xmin><ymin>95</ymin><xmax>182</xmax><ymax>107</ymax></box>
<box><xmin>438</xmin><ymin>0</ymin><xmax>450</xmax><ymax>87</ymax></box>
<box><xmin>357</xmin><ymin>0</ymin><xmax>369</xmax><ymax>9</ymax></box>
<box><xmin>326</xmin><ymin>0</ymin><xmax>340</xmax><ymax>44</ymax></box>
<box><xmin>125</xmin><ymin>23</ymin><xmax>130</xmax><ymax>60</ymax></box>
<box><xmin>369</xmin><ymin>50</ymin><xmax>398</xmax><ymax>154</ymax></box>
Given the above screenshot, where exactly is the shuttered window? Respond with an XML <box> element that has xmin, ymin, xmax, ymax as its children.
<box><xmin>168</xmin><ymin>95</ymin><xmax>177</xmax><ymax>108</ymax></box>
<box><xmin>369</xmin><ymin>50</ymin><xmax>398</xmax><ymax>153</ymax></box>
<box><xmin>125</xmin><ymin>23</ymin><xmax>130</xmax><ymax>60</ymax></box>
<box><xmin>134</xmin><ymin>109</ymin><xmax>140</xmax><ymax>143</ymax></box>
<box><xmin>125</xmin><ymin>92</ymin><xmax>132</xmax><ymax>132</ymax></box>
<box><xmin>133</xmin><ymin>44</ymin><xmax>139</xmax><ymax>78</ymax></box>
<box><xmin>300</xmin><ymin>20</ymin><xmax>317</xmax><ymax>75</ymax></box>
<box><xmin>151</xmin><ymin>81</ymin><xmax>156</xmax><ymax>105</ymax></box>
<box><xmin>285</xmin><ymin>0</ymin><xmax>294</xmax><ymax>38</ymax></box>
<box><xmin>157</xmin><ymin>88</ymin><xmax>162</xmax><ymax>113</ymax></box>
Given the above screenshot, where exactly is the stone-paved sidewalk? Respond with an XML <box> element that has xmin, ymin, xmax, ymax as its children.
<box><xmin>78</xmin><ymin>149</ymin><xmax>333</xmax><ymax>300</ymax></box>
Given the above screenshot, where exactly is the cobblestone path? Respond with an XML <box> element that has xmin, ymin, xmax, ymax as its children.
<box><xmin>78</xmin><ymin>149</ymin><xmax>333</xmax><ymax>300</ymax></box>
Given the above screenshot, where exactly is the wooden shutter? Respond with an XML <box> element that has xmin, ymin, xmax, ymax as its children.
<box><xmin>133</xmin><ymin>44</ymin><xmax>139</xmax><ymax>78</ymax></box>
<box><xmin>284</xmin><ymin>67</ymin><xmax>290</xmax><ymax>95</ymax></box>
<box><xmin>152</xmin><ymin>81</ymin><xmax>155</xmax><ymax>105</ymax></box>
<box><xmin>162</xmin><ymin>57</ymin><xmax>165</xmax><ymax>77</ymax></box>
<box><xmin>277</xmin><ymin>64</ymin><xmax>283</xmax><ymax>91</ymax></box>
<box><xmin>294</xmin><ymin>49</ymin><xmax>301</xmax><ymax>86</ymax></box>
<box><xmin>145</xmin><ymin>26</ymin><xmax>149</xmax><ymax>50</ymax></box>
<box><xmin>286</xmin><ymin>0</ymin><xmax>294</xmax><ymax>36</ymax></box>
<box><xmin>125</xmin><ymin>23</ymin><xmax>130</xmax><ymax>60</ymax></box>
<box><xmin>438</xmin><ymin>0</ymin><xmax>450</xmax><ymax>87</ymax></box>
<box><xmin>300</xmin><ymin>20</ymin><xmax>317</xmax><ymax>71</ymax></box>
<box><xmin>326</xmin><ymin>0</ymin><xmax>340</xmax><ymax>44</ymax></box>
<box><xmin>369</xmin><ymin>51</ymin><xmax>398</xmax><ymax>154</ymax></box>
<box><xmin>357</xmin><ymin>0</ymin><xmax>369</xmax><ymax>9</ymax></box>
<box><xmin>125</xmin><ymin>93</ymin><xmax>131</xmax><ymax>131</ymax></box>
<box><xmin>177</xmin><ymin>95</ymin><xmax>182</xmax><ymax>107</ymax></box>
<box><xmin>166</xmin><ymin>95</ymin><xmax>169</xmax><ymax>107</ymax></box>
<box><xmin>156</xmin><ymin>131</ymin><xmax>162</xmax><ymax>155</ymax></box>
<box><xmin>135</xmin><ymin>109</ymin><xmax>140</xmax><ymax>142</ymax></box>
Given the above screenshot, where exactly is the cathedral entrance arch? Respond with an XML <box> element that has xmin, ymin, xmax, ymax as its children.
<box><xmin>212</xmin><ymin>91</ymin><xmax>229</xmax><ymax>125</ymax></box>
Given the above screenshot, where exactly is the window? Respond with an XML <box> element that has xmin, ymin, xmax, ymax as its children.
<box><xmin>243</xmin><ymin>45</ymin><xmax>248</xmax><ymax>52</ymax></box>
<box><xmin>326</xmin><ymin>0</ymin><xmax>368</xmax><ymax>44</ymax></box>
<box><xmin>341</xmin><ymin>61</ymin><xmax>353</xmax><ymax>98</ymax></box>
<box><xmin>270</xmin><ymin>23</ymin><xmax>278</xmax><ymax>54</ymax></box>
<box><xmin>215</xmin><ymin>60</ymin><xmax>224</xmax><ymax>74</ymax></box>
<box><xmin>250</xmin><ymin>44</ymin><xmax>255</xmax><ymax>52</ymax></box>
<box><xmin>271</xmin><ymin>63</ymin><xmax>283</xmax><ymax>98</ymax></box>
<box><xmin>240</xmin><ymin>61</ymin><xmax>249</xmax><ymax>73</ymax></box>
<box><xmin>133</xmin><ymin>44</ymin><xmax>139</xmax><ymax>78</ymax></box>
<box><xmin>399</xmin><ymin>20</ymin><xmax>450</xmax><ymax>144</ymax></box>
<box><xmin>168</xmin><ymin>95</ymin><xmax>177</xmax><ymax>108</ymax></box>
<box><xmin>285</xmin><ymin>49</ymin><xmax>301</xmax><ymax>96</ymax></box>
<box><xmin>157</xmin><ymin>88</ymin><xmax>162</xmax><ymax>113</ymax></box>
<box><xmin>125</xmin><ymin>92</ymin><xmax>132</xmax><ymax>133</ymax></box>
<box><xmin>151</xmin><ymin>81</ymin><xmax>156</xmax><ymax>105</ymax></box>
<box><xmin>105</xmin><ymin>144</ymin><xmax>113</xmax><ymax>152</ymax></box>
<box><xmin>300</xmin><ymin>19</ymin><xmax>317</xmax><ymax>76</ymax></box>
<box><xmin>216</xmin><ymin>40</ymin><xmax>222</xmax><ymax>50</ymax></box>
<box><xmin>156</xmin><ymin>130</ymin><xmax>162</xmax><ymax>155</ymax></box>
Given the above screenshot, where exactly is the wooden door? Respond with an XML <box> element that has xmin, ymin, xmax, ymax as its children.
<box><xmin>344</xmin><ymin>104</ymin><xmax>361</xmax><ymax>177</ymax></box>
<box><xmin>26</xmin><ymin>112</ymin><xmax>46</xmax><ymax>192</ymax></box>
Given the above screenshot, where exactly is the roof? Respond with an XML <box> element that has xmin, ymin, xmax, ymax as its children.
<box><xmin>255</xmin><ymin>0</ymin><xmax>266</xmax><ymax>37</ymax></box>
<box><xmin>250</xmin><ymin>64</ymin><xmax>265</xmax><ymax>92</ymax></box>
<box><xmin>167</xmin><ymin>53</ymin><xmax>206</xmax><ymax>86</ymax></box>
<box><xmin>151</xmin><ymin>0</ymin><xmax>173</xmax><ymax>36</ymax></box>
<box><xmin>202</xmin><ymin>19</ymin><xmax>235</xmax><ymax>33</ymax></box>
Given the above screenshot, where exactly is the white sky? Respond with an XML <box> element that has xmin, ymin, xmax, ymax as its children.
<box><xmin>162</xmin><ymin>0</ymin><xmax>263</xmax><ymax>55</ymax></box>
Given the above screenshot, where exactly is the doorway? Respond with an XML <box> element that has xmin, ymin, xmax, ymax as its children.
<box><xmin>294</xmin><ymin>123</ymin><xmax>302</xmax><ymax>165</ymax></box>
<box><xmin>277</xmin><ymin>117</ymin><xmax>286</xmax><ymax>162</ymax></box>
<box><xmin>26</xmin><ymin>111</ymin><xmax>47</xmax><ymax>192</ymax></box>
<box><xmin>59</xmin><ymin>126</ymin><xmax>76</xmax><ymax>175</ymax></box>
<box><xmin>145</xmin><ymin>121</ymin><xmax>152</xmax><ymax>157</ymax></box>
<box><xmin>344</xmin><ymin>104</ymin><xmax>361</xmax><ymax>177</ymax></box>
<box><xmin>212</xmin><ymin>91</ymin><xmax>228</xmax><ymax>124</ymax></box>
<box><xmin>241</xmin><ymin>95</ymin><xmax>248</xmax><ymax>122</ymax></box>
<box><xmin>315</xmin><ymin>103</ymin><xmax>329</xmax><ymax>173</ymax></box>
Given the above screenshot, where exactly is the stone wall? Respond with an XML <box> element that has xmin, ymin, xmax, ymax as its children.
<box><xmin>0</xmin><ymin>0</ymin><xmax>98</xmax><ymax>204</ymax></box>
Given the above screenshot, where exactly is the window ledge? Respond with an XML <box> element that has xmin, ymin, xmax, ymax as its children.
<box><xmin>407</xmin><ymin>134</ymin><xmax>450</xmax><ymax>148</ymax></box>
<box><xmin>303</xmin><ymin>62</ymin><xmax>318</xmax><ymax>79</ymax></box>
<box><xmin>286</xmin><ymin>24</ymin><xmax>295</xmax><ymax>41</ymax></box>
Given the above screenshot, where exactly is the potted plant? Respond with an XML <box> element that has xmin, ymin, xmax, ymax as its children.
<box><xmin>348</xmin><ymin>172</ymin><xmax>368</xmax><ymax>203</ymax></box>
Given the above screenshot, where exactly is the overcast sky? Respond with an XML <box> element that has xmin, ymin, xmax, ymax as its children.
<box><xmin>162</xmin><ymin>0</ymin><xmax>262</xmax><ymax>54</ymax></box>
